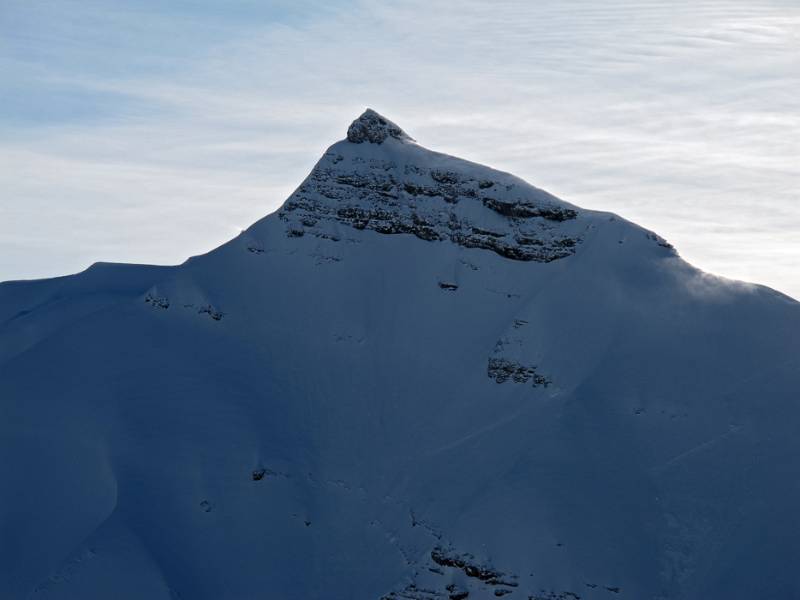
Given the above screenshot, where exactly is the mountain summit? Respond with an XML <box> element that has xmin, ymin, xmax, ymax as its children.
<box><xmin>1</xmin><ymin>111</ymin><xmax>799</xmax><ymax>600</ymax></box>
<box><xmin>346</xmin><ymin>108</ymin><xmax>415</xmax><ymax>144</ymax></box>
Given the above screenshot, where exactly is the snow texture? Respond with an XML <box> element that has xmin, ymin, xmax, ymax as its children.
<box><xmin>1</xmin><ymin>110</ymin><xmax>799</xmax><ymax>600</ymax></box>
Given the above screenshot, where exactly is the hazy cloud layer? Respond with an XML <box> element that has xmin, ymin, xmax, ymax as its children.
<box><xmin>1</xmin><ymin>0</ymin><xmax>798</xmax><ymax>298</ymax></box>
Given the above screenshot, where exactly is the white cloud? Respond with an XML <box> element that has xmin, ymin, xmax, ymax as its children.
<box><xmin>1</xmin><ymin>0</ymin><xmax>798</xmax><ymax>298</ymax></box>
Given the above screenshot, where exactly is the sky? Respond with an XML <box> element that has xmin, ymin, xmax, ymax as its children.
<box><xmin>1</xmin><ymin>0</ymin><xmax>798</xmax><ymax>298</ymax></box>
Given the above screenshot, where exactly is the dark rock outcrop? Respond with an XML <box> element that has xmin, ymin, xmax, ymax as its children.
<box><xmin>430</xmin><ymin>547</ymin><xmax>518</xmax><ymax>588</ymax></box>
<box><xmin>144</xmin><ymin>293</ymin><xmax>169</xmax><ymax>309</ymax></box>
<box><xmin>487</xmin><ymin>358</ymin><xmax>550</xmax><ymax>387</ymax></box>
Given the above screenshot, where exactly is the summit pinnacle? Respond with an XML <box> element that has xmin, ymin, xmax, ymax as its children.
<box><xmin>346</xmin><ymin>108</ymin><xmax>414</xmax><ymax>144</ymax></box>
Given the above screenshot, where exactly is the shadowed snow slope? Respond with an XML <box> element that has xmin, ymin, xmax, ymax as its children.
<box><xmin>1</xmin><ymin>110</ymin><xmax>799</xmax><ymax>600</ymax></box>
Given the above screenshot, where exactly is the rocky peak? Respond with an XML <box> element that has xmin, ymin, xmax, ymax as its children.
<box><xmin>346</xmin><ymin>109</ymin><xmax>414</xmax><ymax>144</ymax></box>
<box><xmin>278</xmin><ymin>123</ymin><xmax>584</xmax><ymax>263</ymax></box>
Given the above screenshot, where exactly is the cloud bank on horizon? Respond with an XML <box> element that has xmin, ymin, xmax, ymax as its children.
<box><xmin>1</xmin><ymin>0</ymin><xmax>798</xmax><ymax>298</ymax></box>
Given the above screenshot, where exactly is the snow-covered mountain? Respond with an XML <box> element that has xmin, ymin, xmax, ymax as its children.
<box><xmin>2</xmin><ymin>110</ymin><xmax>799</xmax><ymax>600</ymax></box>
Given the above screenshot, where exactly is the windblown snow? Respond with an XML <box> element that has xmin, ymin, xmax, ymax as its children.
<box><xmin>1</xmin><ymin>110</ymin><xmax>799</xmax><ymax>600</ymax></box>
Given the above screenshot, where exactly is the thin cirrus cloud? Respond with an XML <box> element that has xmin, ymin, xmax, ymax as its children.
<box><xmin>0</xmin><ymin>0</ymin><xmax>798</xmax><ymax>299</ymax></box>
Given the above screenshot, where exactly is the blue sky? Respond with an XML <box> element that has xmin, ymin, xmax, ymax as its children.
<box><xmin>1</xmin><ymin>0</ymin><xmax>798</xmax><ymax>298</ymax></box>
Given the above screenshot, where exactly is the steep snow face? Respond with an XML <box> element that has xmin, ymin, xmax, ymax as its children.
<box><xmin>1</xmin><ymin>111</ymin><xmax>800</xmax><ymax>600</ymax></box>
